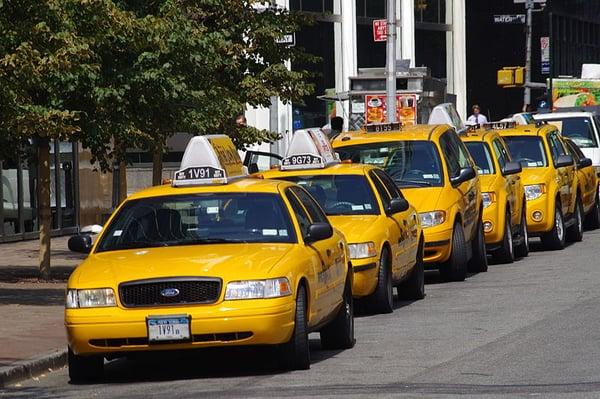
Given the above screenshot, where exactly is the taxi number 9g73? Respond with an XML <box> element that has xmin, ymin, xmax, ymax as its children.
<box><xmin>283</xmin><ymin>154</ymin><xmax>322</xmax><ymax>166</ymax></box>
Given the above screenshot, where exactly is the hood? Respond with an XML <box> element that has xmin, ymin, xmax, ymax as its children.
<box><xmin>328</xmin><ymin>215</ymin><xmax>380</xmax><ymax>244</ymax></box>
<box><xmin>519</xmin><ymin>167</ymin><xmax>554</xmax><ymax>185</ymax></box>
<box><xmin>401</xmin><ymin>187</ymin><xmax>445</xmax><ymax>211</ymax></box>
<box><xmin>70</xmin><ymin>244</ymin><xmax>294</xmax><ymax>287</ymax></box>
<box><xmin>478</xmin><ymin>174</ymin><xmax>499</xmax><ymax>193</ymax></box>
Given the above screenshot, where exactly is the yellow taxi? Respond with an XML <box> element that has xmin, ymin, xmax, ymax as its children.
<box><xmin>498</xmin><ymin>123</ymin><xmax>582</xmax><ymax>249</ymax></box>
<box><xmin>563</xmin><ymin>137</ymin><xmax>600</xmax><ymax>229</ymax></box>
<box><xmin>333</xmin><ymin>122</ymin><xmax>487</xmax><ymax>282</ymax></box>
<box><xmin>460</xmin><ymin>123</ymin><xmax>529</xmax><ymax>263</ymax></box>
<box><xmin>259</xmin><ymin>128</ymin><xmax>424</xmax><ymax>314</ymax></box>
<box><xmin>65</xmin><ymin>135</ymin><xmax>353</xmax><ymax>381</ymax></box>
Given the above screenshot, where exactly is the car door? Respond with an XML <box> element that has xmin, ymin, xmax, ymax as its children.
<box><xmin>547</xmin><ymin>132</ymin><xmax>575</xmax><ymax>214</ymax></box>
<box><xmin>566</xmin><ymin>139</ymin><xmax>596</xmax><ymax>214</ymax></box>
<box><xmin>289</xmin><ymin>186</ymin><xmax>346</xmax><ymax>314</ymax></box>
<box><xmin>372</xmin><ymin>169</ymin><xmax>419</xmax><ymax>279</ymax></box>
<box><xmin>440</xmin><ymin>131</ymin><xmax>479</xmax><ymax>241</ymax></box>
<box><xmin>493</xmin><ymin>139</ymin><xmax>519</xmax><ymax>226</ymax></box>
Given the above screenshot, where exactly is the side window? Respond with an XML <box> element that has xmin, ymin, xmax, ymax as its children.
<box><xmin>373</xmin><ymin>169</ymin><xmax>404</xmax><ymax>199</ymax></box>
<box><xmin>439</xmin><ymin>132</ymin><xmax>461</xmax><ymax>178</ymax></box>
<box><xmin>285</xmin><ymin>189</ymin><xmax>311</xmax><ymax>235</ymax></box>
<box><xmin>492</xmin><ymin>140</ymin><xmax>507</xmax><ymax>170</ymax></box>
<box><xmin>290</xmin><ymin>186</ymin><xmax>328</xmax><ymax>224</ymax></box>
<box><xmin>454</xmin><ymin>137</ymin><xmax>473</xmax><ymax>169</ymax></box>
<box><xmin>368</xmin><ymin>170</ymin><xmax>391</xmax><ymax>209</ymax></box>
<box><xmin>548</xmin><ymin>133</ymin><xmax>567</xmax><ymax>164</ymax></box>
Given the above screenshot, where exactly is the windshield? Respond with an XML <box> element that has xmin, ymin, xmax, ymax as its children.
<box><xmin>281</xmin><ymin>175</ymin><xmax>379</xmax><ymax>216</ymax></box>
<box><xmin>544</xmin><ymin>117</ymin><xmax>598</xmax><ymax>148</ymax></box>
<box><xmin>336</xmin><ymin>141</ymin><xmax>443</xmax><ymax>187</ymax></box>
<box><xmin>464</xmin><ymin>142</ymin><xmax>495</xmax><ymax>175</ymax></box>
<box><xmin>503</xmin><ymin>136</ymin><xmax>548</xmax><ymax>168</ymax></box>
<box><xmin>96</xmin><ymin>193</ymin><xmax>296</xmax><ymax>252</ymax></box>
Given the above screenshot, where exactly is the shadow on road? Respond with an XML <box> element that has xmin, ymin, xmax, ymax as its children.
<box><xmin>0</xmin><ymin>266</ymin><xmax>74</xmax><ymax>283</ymax></box>
<box><xmin>0</xmin><ymin>287</ymin><xmax>65</xmax><ymax>306</ymax></box>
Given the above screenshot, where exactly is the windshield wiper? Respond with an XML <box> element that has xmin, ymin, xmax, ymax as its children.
<box><xmin>394</xmin><ymin>179</ymin><xmax>432</xmax><ymax>187</ymax></box>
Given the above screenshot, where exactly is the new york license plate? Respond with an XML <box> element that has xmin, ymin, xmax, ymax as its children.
<box><xmin>147</xmin><ymin>316</ymin><xmax>191</xmax><ymax>343</ymax></box>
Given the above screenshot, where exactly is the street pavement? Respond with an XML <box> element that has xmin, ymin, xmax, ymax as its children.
<box><xmin>4</xmin><ymin>230</ymin><xmax>600</xmax><ymax>398</ymax></box>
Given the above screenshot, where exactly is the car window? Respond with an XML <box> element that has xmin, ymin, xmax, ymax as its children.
<box><xmin>281</xmin><ymin>174</ymin><xmax>379</xmax><ymax>216</ymax></box>
<box><xmin>544</xmin><ymin>117</ymin><xmax>598</xmax><ymax>148</ymax></box>
<box><xmin>465</xmin><ymin>142</ymin><xmax>495</xmax><ymax>175</ymax></box>
<box><xmin>373</xmin><ymin>168</ymin><xmax>405</xmax><ymax>199</ymax></box>
<box><xmin>96</xmin><ymin>193</ymin><xmax>297</xmax><ymax>252</ymax></box>
<box><xmin>285</xmin><ymin>189</ymin><xmax>312</xmax><ymax>236</ymax></box>
<box><xmin>503</xmin><ymin>136</ymin><xmax>548</xmax><ymax>168</ymax></box>
<box><xmin>565</xmin><ymin>140</ymin><xmax>584</xmax><ymax>161</ymax></box>
<box><xmin>547</xmin><ymin>132</ymin><xmax>568</xmax><ymax>164</ymax></box>
<box><xmin>368</xmin><ymin>170</ymin><xmax>391</xmax><ymax>209</ymax></box>
<box><xmin>492</xmin><ymin>139</ymin><xmax>510</xmax><ymax>170</ymax></box>
<box><xmin>290</xmin><ymin>186</ymin><xmax>328</xmax><ymax>223</ymax></box>
<box><xmin>439</xmin><ymin>132</ymin><xmax>462</xmax><ymax>178</ymax></box>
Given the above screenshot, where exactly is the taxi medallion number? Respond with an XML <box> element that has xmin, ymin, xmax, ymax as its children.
<box><xmin>147</xmin><ymin>316</ymin><xmax>191</xmax><ymax>342</ymax></box>
<box><xmin>176</xmin><ymin>166</ymin><xmax>224</xmax><ymax>181</ymax></box>
<box><xmin>366</xmin><ymin>122</ymin><xmax>402</xmax><ymax>133</ymax></box>
<box><xmin>282</xmin><ymin>154</ymin><xmax>322</xmax><ymax>166</ymax></box>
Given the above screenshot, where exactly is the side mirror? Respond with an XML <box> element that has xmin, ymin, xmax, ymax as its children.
<box><xmin>556</xmin><ymin>154</ymin><xmax>574</xmax><ymax>168</ymax></box>
<box><xmin>386</xmin><ymin>198</ymin><xmax>409</xmax><ymax>215</ymax></box>
<box><xmin>450</xmin><ymin>167</ymin><xmax>476</xmax><ymax>186</ymax></box>
<box><xmin>68</xmin><ymin>234</ymin><xmax>93</xmax><ymax>254</ymax></box>
<box><xmin>304</xmin><ymin>222</ymin><xmax>333</xmax><ymax>244</ymax></box>
<box><xmin>502</xmin><ymin>161</ymin><xmax>522</xmax><ymax>176</ymax></box>
<box><xmin>578</xmin><ymin>158</ymin><xmax>593</xmax><ymax>169</ymax></box>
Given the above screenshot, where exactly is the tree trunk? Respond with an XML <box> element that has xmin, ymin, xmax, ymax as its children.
<box><xmin>38</xmin><ymin>137</ymin><xmax>52</xmax><ymax>281</ymax></box>
<box><xmin>152</xmin><ymin>144</ymin><xmax>163</xmax><ymax>186</ymax></box>
<box><xmin>118</xmin><ymin>158</ymin><xmax>127</xmax><ymax>203</ymax></box>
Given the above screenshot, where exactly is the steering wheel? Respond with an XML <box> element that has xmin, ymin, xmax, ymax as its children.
<box><xmin>330</xmin><ymin>201</ymin><xmax>354</xmax><ymax>211</ymax></box>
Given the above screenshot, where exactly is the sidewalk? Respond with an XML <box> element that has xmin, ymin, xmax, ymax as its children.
<box><xmin>0</xmin><ymin>236</ymin><xmax>85</xmax><ymax>386</ymax></box>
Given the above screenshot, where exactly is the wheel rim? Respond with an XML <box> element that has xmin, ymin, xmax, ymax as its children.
<box><xmin>386</xmin><ymin>269</ymin><xmax>393</xmax><ymax>306</ymax></box>
<box><xmin>556</xmin><ymin>208</ymin><xmax>564</xmax><ymax>241</ymax></box>
<box><xmin>577</xmin><ymin>203</ymin><xmax>583</xmax><ymax>234</ymax></box>
<box><xmin>506</xmin><ymin>220</ymin><xmax>513</xmax><ymax>256</ymax></box>
<box><xmin>522</xmin><ymin>213</ymin><xmax>529</xmax><ymax>250</ymax></box>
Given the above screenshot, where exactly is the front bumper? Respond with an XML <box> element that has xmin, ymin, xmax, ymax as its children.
<box><xmin>422</xmin><ymin>225</ymin><xmax>453</xmax><ymax>265</ymax></box>
<box><xmin>66</xmin><ymin>297</ymin><xmax>295</xmax><ymax>356</ymax></box>
<box><xmin>482</xmin><ymin>202</ymin><xmax>505</xmax><ymax>245</ymax></box>
<box><xmin>351</xmin><ymin>258</ymin><xmax>378</xmax><ymax>298</ymax></box>
<box><xmin>524</xmin><ymin>195</ymin><xmax>554</xmax><ymax>234</ymax></box>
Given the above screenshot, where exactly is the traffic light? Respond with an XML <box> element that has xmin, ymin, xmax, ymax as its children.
<box><xmin>497</xmin><ymin>67</ymin><xmax>526</xmax><ymax>88</ymax></box>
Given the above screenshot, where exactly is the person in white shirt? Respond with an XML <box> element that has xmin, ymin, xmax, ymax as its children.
<box><xmin>467</xmin><ymin>104</ymin><xmax>488</xmax><ymax>125</ymax></box>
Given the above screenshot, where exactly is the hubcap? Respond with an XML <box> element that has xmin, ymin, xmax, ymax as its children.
<box><xmin>556</xmin><ymin>208</ymin><xmax>564</xmax><ymax>241</ymax></box>
<box><xmin>523</xmin><ymin>215</ymin><xmax>529</xmax><ymax>250</ymax></box>
<box><xmin>577</xmin><ymin>205</ymin><xmax>583</xmax><ymax>234</ymax></box>
<box><xmin>507</xmin><ymin>221</ymin><xmax>513</xmax><ymax>255</ymax></box>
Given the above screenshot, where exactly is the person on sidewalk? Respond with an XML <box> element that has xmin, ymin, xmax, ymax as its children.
<box><xmin>467</xmin><ymin>104</ymin><xmax>488</xmax><ymax>125</ymax></box>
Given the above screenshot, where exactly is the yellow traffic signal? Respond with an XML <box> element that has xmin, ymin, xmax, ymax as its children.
<box><xmin>497</xmin><ymin>67</ymin><xmax>526</xmax><ymax>88</ymax></box>
<box><xmin>514</xmin><ymin>67</ymin><xmax>525</xmax><ymax>85</ymax></box>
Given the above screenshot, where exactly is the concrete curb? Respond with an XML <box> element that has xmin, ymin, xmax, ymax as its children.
<box><xmin>0</xmin><ymin>348</ymin><xmax>67</xmax><ymax>388</ymax></box>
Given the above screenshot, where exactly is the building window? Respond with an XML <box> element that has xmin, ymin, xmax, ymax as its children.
<box><xmin>356</xmin><ymin>0</ymin><xmax>385</xmax><ymax>18</ymax></box>
<box><xmin>415</xmin><ymin>0</ymin><xmax>447</xmax><ymax>24</ymax></box>
<box><xmin>290</xmin><ymin>0</ymin><xmax>334</xmax><ymax>13</ymax></box>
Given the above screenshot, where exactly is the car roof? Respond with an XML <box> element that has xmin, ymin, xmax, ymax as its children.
<box><xmin>332</xmin><ymin>124</ymin><xmax>451</xmax><ymax>147</ymax></box>
<box><xmin>460</xmin><ymin>129</ymin><xmax>501</xmax><ymax>143</ymax></box>
<box><xmin>534</xmin><ymin>111</ymin><xmax>595</xmax><ymax>119</ymax></box>
<box><xmin>127</xmin><ymin>177</ymin><xmax>291</xmax><ymax>201</ymax></box>
<box><xmin>260</xmin><ymin>163</ymin><xmax>373</xmax><ymax>179</ymax></box>
<box><xmin>491</xmin><ymin>123</ymin><xmax>557</xmax><ymax>137</ymax></box>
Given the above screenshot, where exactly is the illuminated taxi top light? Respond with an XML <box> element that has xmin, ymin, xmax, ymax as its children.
<box><xmin>172</xmin><ymin>135</ymin><xmax>245</xmax><ymax>187</ymax></box>
<box><xmin>364</xmin><ymin>122</ymin><xmax>402</xmax><ymax>133</ymax></box>
<box><xmin>483</xmin><ymin>121</ymin><xmax>517</xmax><ymax>130</ymax></box>
<box><xmin>280</xmin><ymin>128</ymin><xmax>340</xmax><ymax>171</ymax></box>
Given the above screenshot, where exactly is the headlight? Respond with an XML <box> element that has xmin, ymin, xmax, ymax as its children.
<box><xmin>524</xmin><ymin>184</ymin><xmax>545</xmax><ymax>201</ymax></box>
<box><xmin>66</xmin><ymin>288</ymin><xmax>116</xmax><ymax>308</ymax></box>
<box><xmin>482</xmin><ymin>192</ymin><xmax>496</xmax><ymax>208</ymax></box>
<box><xmin>224</xmin><ymin>278</ymin><xmax>292</xmax><ymax>300</ymax></box>
<box><xmin>348</xmin><ymin>242</ymin><xmax>377</xmax><ymax>259</ymax></box>
<box><xmin>419</xmin><ymin>211</ymin><xmax>446</xmax><ymax>228</ymax></box>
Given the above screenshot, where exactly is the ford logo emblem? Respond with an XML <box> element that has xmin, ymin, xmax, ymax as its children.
<box><xmin>160</xmin><ymin>288</ymin><xmax>180</xmax><ymax>298</ymax></box>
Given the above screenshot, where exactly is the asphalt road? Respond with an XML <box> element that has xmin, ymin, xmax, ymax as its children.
<box><xmin>4</xmin><ymin>229</ymin><xmax>600</xmax><ymax>399</ymax></box>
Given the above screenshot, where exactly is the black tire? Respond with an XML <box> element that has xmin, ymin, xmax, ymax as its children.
<box><xmin>280</xmin><ymin>285</ymin><xmax>310</xmax><ymax>370</ymax></box>
<box><xmin>68</xmin><ymin>346</ymin><xmax>103</xmax><ymax>383</ymax></box>
<box><xmin>468</xmin><ymin>219</ymin><xmax>488</xmax><ymax>273</ymax></box>
<box><xmin>541</xmin><ymin>200</ymin><xmax>566</xmax><ymax>250</ymax></box>
<box><xmin>397</xmin><ymin>238</ymin><xmax>425</xmax><ymax>300</ymax></box>
<box><xmin>494</xmin><ymin>212</ymin><xmax>515</xmax><ymax>264</ymax></box>
<box><xmin>439</xmin><ymin>222</ymin><xmax>468</xmax><ymax>282</ymax></box>
<box><xmin>585</xmin><ymin>193</ymin><xmax>600</xmax><ymax>229</ymax></box>
<box><xmin>567</xmin><ymin>197</ymin><xmax>584</xmax><ymax>242</ymax></box>
<box><xmin>320</xmin><ymin>275</ymin><xmax>355</xmax><ymax>350</ymax></box>
<box><xmin>368</xmin><ymin>248</ymin><xmax>394</xmax><ymax>314</ymax></box>
<box><xmin>514</xmin><ymin>205</ymin><xmax>529</xmax><ymax>259</ymax></box>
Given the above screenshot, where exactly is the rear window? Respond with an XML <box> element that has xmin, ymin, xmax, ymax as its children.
<box><xmin>502</xmin><ymin>136</ymin><xmax>548</xmax><ymax>168</ymax></box>
<box><xmin>543</xmin><ymin>117</ymin><xmax>598</xmax><ymax>148</ymax></box>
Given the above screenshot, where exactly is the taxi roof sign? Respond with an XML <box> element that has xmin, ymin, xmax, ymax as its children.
<box><xmin>173</xmin><ymin>135</ymin><xmax>245</xmax><ymax>187</ymax></box>
<box><xmin>483</xmin><ymin>121</ymin><xmax>517</xmax><ymax>130</ymax></box>
<box><xmin>281</xmin><ymin>128</ymin><xmax>340</xmax><ymax>171</ymax></box>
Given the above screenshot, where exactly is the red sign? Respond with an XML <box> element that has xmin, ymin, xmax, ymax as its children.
<box><xmin>373</xmin><ymin>19</ymin><xmax>387</xmax><ymax>42</ymax></box>
<box><xmin>365</xmin><ymin>94</ymin><xmax>418</xmax><ymax>126</ymax></box>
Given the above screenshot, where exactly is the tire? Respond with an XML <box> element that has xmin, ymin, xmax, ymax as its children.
<box><xmin>397</xmin><ymin>238</ymin><xmax>425</xmax><ymax>300</ymax></box>
<box><xmin>468</xmin><ymin>219</ymin><xmax>488</xmax><ymax>273</ymax></box>
<box><xmin>439</xmin><ymin>222</ymin><xmax>468</xmax><ymax>282</ymax></box>
<box><xmin>541</xmin><ymin>200</ymin><xmax>566</xmax><ymax>250</ymax></box>
<box><xmin>368</xmin><ymin>248</ymin><xmax>394</xmax><ymax>314</ymax></box>
<box><xmin>567</xmin><ymin>197</ymin><xmax>584</xmax><ymax>242</ymax></box>
<box><xmin>585</xmin><ymin>193</ymin><xmax>600</xmax><ymax>229</ymax></box>
<box><xmin>494</xmin><ymin>212</ymin><xmax>514</xmax><ymax>264</ymax></box>
<box><xmin>514</xmin><ymin>205</ymin><xmax>529</xmax><ymax>259</ymax></box>
<box><xmin>320</xmin><ymin>275</ymin><xmax>355</xmax><ymax>350</ymax></box>
<box><xmin>68</xmin><ymin>346</ymin><xmax>103</xmax><ymax>383</ymax></box>
<box><xmin>279</xmin><ymin>285</ymin><xmax>310</xmax><ymax>370</ymax></box>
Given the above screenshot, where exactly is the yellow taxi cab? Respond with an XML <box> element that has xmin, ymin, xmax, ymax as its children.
<box><xmin>259</xmin><ymin>128</ymin><xmax>424</xmax><ymax>314</ymax></box>
<box><xmin>65</xmin><ymin>135</ymin><xmax>354</xmax><ymax>381</ymax></box>
<box><xmin>460</xmin><ymin>123</ymin><xmax>529</xmax><ymax>263</ymax></box>
<box><xmin>498</xmin><ymin>123</ymin><xmax>582</xmax><ymax>249</ymax></box>
<box><xmin>332</xmin><ymin>122</ymin><xmax>487</xmax><ymax>282</ymax></box>
<box><xmin>563</xmin><ymin>137</ymin><xmax>600</xmax><ymax>229</ymax></box>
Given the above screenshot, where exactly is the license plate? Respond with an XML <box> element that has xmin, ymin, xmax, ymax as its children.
<box><xmin>147</xmin><ymin>316</ymin><xmax>191</xmax><ymax>343</ymax></box>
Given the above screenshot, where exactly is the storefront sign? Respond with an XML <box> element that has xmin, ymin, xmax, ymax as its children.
<box><xmin>365</xmin><ymin>94</ymin><xmax>417</xmax><ymax>126</ymax></box>
<box><xmin>373</xmin><ymin>20</ymin><xmax>387</xmax><ymax>42</ymax></box>
<box><xmin>552</xmin><ymin>79</ymin><xmax>600</xmax><ymax>109</ymax></box>
<box><xmin>540</xmin><ymin>36</ymin><xmax>550</xmax><ymax>75</ymax></box>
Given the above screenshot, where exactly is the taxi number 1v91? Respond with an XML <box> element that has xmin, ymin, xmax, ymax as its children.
<box><xmin>147</xmin><ymin>316</ymin><xmax>191</xmax><ymax>342</ymax></box>
<box><xmin>176</xmin><ymin>166</ymin><xmax>224</xmax><ymax>180</ymax></box>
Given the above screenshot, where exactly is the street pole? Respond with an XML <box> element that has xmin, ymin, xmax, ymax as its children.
<box><xmin>386</xmin><ymin>0</ymin><xmax>397</xmax><ymax>123</ymax></box>
<box><xmin>524</xmin><ymin>0</ymin><xmax>534</xmax><ymax>108</ymax></box>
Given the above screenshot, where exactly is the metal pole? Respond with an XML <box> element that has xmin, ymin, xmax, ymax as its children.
<box><xmin>386</xmin><ymin>0</ymin><xmax>397</xmax><ymax>123</ymax></box>
<box><xmin>548</xmin><ymin>11</ymin><xmax>554</xmax><ymax>111</ymax></box>
<box><xmin>524</xmin><ymin>0</ymin><xmax>533</xmax><ymax>108</ymax></box>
